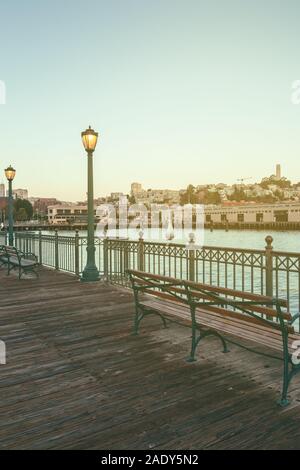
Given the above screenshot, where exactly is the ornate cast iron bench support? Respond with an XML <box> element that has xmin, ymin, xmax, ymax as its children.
<box><xmin>128</xmin><ymin>269</ymin><xmax>299</xmax><ymax>407</ymax></box>
<box><xmin>1</xmin><ymin>245</ymin><xmax>39</xmax><ymax>279</ymax></box>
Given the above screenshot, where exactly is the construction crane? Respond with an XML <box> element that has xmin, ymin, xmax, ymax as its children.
<box><xmin>237</xmin><ymin>177</ymin><xmax>252</xmax><ymax>185</ymax></box>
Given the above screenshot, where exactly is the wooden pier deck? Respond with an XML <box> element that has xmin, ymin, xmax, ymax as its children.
<box><xmin>1</xmin><ymin>267</ymin><xmax>300</xmax><ymax>450</ymax></box>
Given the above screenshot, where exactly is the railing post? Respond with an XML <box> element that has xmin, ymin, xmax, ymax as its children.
<box><xmin>25</xmin><ymin>231</ymin><xmax>29</xmax><ymax>254</ymax></box>
<box><xmin>13</xmin><ymin>231</ymin><xmax>17</xmax><ymax>249</ymax></box>
<box><xmin>103</xmin><ymin>237</ymin><xmax>109</xmax><ymax>281</ymax></box>
<box><xmin>39</xmin><ymin>230</ymin><xmax>42</xmax><ymax>265</ymax></box>
<box><xmin>265</xmin><ymin>235</ymin><xmax>273</xmax><ymax>297</ymax></box>
<box><xmin>75</xmin><ymin>230</ymin><xmax>79</xmax><ymax>277</ymax></box>
<box><xmin>187</xmin><ymin>233</ymin><xmax>195</xmax><ymax>282</ymax></box>
<box><xmin>55</xmin><ymin>229</ymin><xmax>59</xmax><ymax>270</ymax></box>
<box><xmin>124</xmin><ymin>241</ymin><xmax>129</xmax><ymax>281</ymax></box>
<box><xmin>138</xmin><ymin>231</ymin><xmax>144</xmax><ymax>272</ymax></box>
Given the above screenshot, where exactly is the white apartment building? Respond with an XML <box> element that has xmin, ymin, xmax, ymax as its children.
<box><xmin>131</xmin><ymin>183</ymin><xmax>143</xmax><ymax>195</ymax></box>
<box><xmin>204</xmin><ymin>202</ymin><xmax>300</xmax><ymax>224</ymax></box>
<box><xmin>48</xmin><ymin>204</ymin><xmax>98</xmax><ymax>224</ymax></box>
<box><xmin>130</xmin><ymin>182</ymin><xmax>180</xmax><ymax>205</ymax></box>
<box><xmin>146</xmin><ymin>189</ymin><xmax>180</xmax><ymax>204</ymax></box>
<box><xmin>10</xmin><ymin>188</ymin><xmax>28</xmax><ymax>200</ymax></box>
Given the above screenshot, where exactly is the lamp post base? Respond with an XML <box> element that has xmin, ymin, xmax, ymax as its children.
<box><xmin>80</xmin><ymin>265</ymin><xmax>100</xmax><ymax>282</ymax></box>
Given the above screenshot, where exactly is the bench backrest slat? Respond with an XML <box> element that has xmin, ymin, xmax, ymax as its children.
<box><xmin>133</xmin><ymin>277</ymin><xmax>290</xmax><ymax>320</ymax></box>
<box><xmin>4</xmin><ymin>246</ymin><xmax>19</xmax><ymax>255</ymax></box>
<box><xmin>2</xmin><ymin>246</ymin><xmax>22</xmax><ymax>262</ymax></box>
<box><xmin>130</xmin><ymin>270</ymin><xmax>288</xmax><ymax>307</ymax></box>
<box><xmin>127</xmin><ymin>269</ymin><xmax>292</xmax><ymax>324</ymax></box>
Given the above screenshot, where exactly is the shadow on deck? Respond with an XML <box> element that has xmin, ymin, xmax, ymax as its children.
<box><xmin>1</xmin><ymin>267</ymin><xmax>300</xmax><ymax>450</ymax></box>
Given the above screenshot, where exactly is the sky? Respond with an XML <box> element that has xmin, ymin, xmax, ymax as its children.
<box><xmin>0</xmin><ymin>0</ymin><xmax>300</xmax><ymax>201</ymax></box>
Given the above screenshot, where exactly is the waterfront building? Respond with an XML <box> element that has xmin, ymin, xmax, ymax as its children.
<box><xmin>48</xmin><ymin>204</ymin><xmax>98</xmax><ymax>225</ymax></box>
<box><xmin>33</xmin><ymin>198</ymin><xmax>60</xmax><ymax>217</ymax></box>
<box><xmin>0</xmin><ymin>197</ymin><xmax>7</xmax><ymax>218</ymax></box>
<box><xmin>204</xmin><ymin>202</ymin><xmax>300</xmax><ymax>224</ymax></box>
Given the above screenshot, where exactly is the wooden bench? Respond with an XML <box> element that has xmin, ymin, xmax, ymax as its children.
<box><xmin>0</xmin><ymin>245</ymin><xmax>39</xmax><ymax>279</ymax></box>
<box><xmin>0</xmin><ymin>245</ymin><xmax>7</xmax><ymax>268</ymax></box>
<box><xmin>127</xmin><ymin>269</ymin><xmax>300</xmax><ymax>406</ymax></box>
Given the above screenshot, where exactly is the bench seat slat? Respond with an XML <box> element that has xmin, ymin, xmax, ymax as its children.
<box><xmin>140</xmin><ymin>297</ymin><xmax>296</xmax><ymax>353</ymax></box>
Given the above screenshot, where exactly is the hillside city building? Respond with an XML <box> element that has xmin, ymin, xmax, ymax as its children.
<box><xmin>9</xmin><ymin>188</ymin><xmax>28</xmax><ymax>200</ymax></box>
<box><xmin>47</xmin><ymin>200</ymin><xmax>300</xmax><ymax>226</ymax></box>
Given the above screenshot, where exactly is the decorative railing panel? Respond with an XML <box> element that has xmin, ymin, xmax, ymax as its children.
<box><xmin>273</xmin><ymin>251</ymin><xmax>300</xmax><ymax>319</ymax></box>
<box><xmin>4</xmin><ymin>231</ymin><xmax>300</xmax><ymax>329</ymax></box>
<box><xmin>0</xmin><ymin>231</ymin><xmax>6</xmax><ymax>245</ymax></box>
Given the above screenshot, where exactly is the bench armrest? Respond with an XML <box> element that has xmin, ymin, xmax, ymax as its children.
<box><xmin>289</xmin><ymin>313</ymin><xmax>300</xmax><ymax>326</ymax></box>
<box><xmin>19</xmin><ymin>252</ymin><xmax>38</xmax><ymax>263</ymax></box>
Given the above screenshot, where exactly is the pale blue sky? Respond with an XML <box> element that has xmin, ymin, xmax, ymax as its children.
<box><xmin>0</xmin><ymin>0</ymin><xmax>300</xmax><ymax>200</ymax></box>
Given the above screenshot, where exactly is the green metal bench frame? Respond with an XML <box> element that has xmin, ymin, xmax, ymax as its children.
<box><xmin>0</xmin><ymin>245</ymin><xmax>7</xmax><ymax>268</ymax></box>
<box><xmin>127</xmin><ymin>269</ymin><xmax>300</xmax><ymax>407</ymax></box>
<box><xmin>0</xmin><ymin>245</ymin><xmax>39</xmax><ymax>279</ymax></box>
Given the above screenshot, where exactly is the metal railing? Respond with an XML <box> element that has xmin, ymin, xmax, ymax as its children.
<box><xmin>1</xmin><ymin>230</ymin><xmax>299</xmax><ymax>327</ymax></box>
<box><xmin>106</xmin><ymin>237</ymin><xmax>300</xmax><ymax>328</ymax></box>
<box><xmin>0</xmin><ymin>231</ymin><xmax>6</xmax><ymax>246</ymax></box>
<box><xmin>13</xmin><ymin>231</ymin><xmax>105</xmax><ymax>276</ymax></box>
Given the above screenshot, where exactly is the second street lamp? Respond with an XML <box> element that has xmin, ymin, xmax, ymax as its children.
<box><xmin>4</xmin><ymin>165</ymin><xmax>16</xmax><ymax>246</ymax></box>
<box><xmin>81</xmin><ymin>126</ymin><xmax>100</xmax><ymax>282</ymax></box>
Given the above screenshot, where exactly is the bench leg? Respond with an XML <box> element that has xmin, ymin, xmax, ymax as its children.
<box><xmin>186</xmin><ymin>329</ymin><xmax>229</xmax><ymax>363</ymax></box>
<box><xmin>19</xmin><ymin>267</ymin><xmax>39</xmax><ymax>280</ymax></box>
<box><xmin>278</xmin><ymin>357</ymin><xmax>300</xmax><ymax>407</ymax></box>
<box><xmin>278</xmin><ymin>323</ymin><xmax>292</xmax><ymax>407</ymax></box>
<box><xmin>133</xmin><ymin>308</ymin><xmax>167</xmax><ymax>336</ymax></box>
<box><xmin>133</xmin><ymin>307</ymin><xmax>140</xmax><ymax>336</ymax></box>
<box><xmin>279</xmin><ymin>365</ymin><xmax>290</xmax><ymax>407</ymax></box>
<box><xmin>186</xmin><ymin>324</ymin><xmax>198</xmax><ymax>362</ymax></box>
<box><xmin>186</xmin><ymin>306</ymin><xmax>198</xmax><ymax>362</ymax></box>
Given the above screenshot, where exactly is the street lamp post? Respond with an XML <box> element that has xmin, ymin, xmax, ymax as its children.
<box><xmin>81</xmin><ymin>126</ymin><xmax>100</xmax><ymax>282</ymax></box>
<box><xmin>4</xmin><ymin>165</ymin><xmax>16</xmax><ymax>246</ymax></box>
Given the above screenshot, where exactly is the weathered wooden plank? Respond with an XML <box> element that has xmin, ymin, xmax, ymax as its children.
<box><xmin>1</xmin><ymin>267</ymin><xmax>300</xmax><ymax>450</ymax></box>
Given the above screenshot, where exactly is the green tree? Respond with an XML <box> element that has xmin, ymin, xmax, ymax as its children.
<box><xmin>180</xmin><ymin>185</ymin><xmax>198</xmax><ymax>204</ymax></box>
<box><xmin>128</xmin><ymin>195</ymin><xmax>136</xmax><ymax>204</ymax></box>
<box><xmin>14</xmin><ymin>199</ymin><xmax>33</xmax><ymax>221</ymax></box>
<box><xmin>228</xmin><ymin>186</ymin><xmax>247</xmax><ymax>202</ymax></box>
<box><xmin>274</xmin><ymin>189</ymin><xmax>284</xmax><ymax>201</ymax></box>
<box><xmin>260</xmin><ymin>177</ymin><xmax>291</xmax><ymax>189</ymax></box>
<box><xmin>203</xmin><ymin>191</ymin><xmax>221</xmax><ymax>204</ymax></box>
<box><xmin>16</xmin><ymin>208</ymin><xmax>28</xmax><ymax>221</ymax></box>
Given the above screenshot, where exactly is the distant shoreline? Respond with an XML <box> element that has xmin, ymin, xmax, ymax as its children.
<box><xmin>10</xmin><ymin>222</ymin><xmax>300</xmax><ymax>233</ymax></box>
